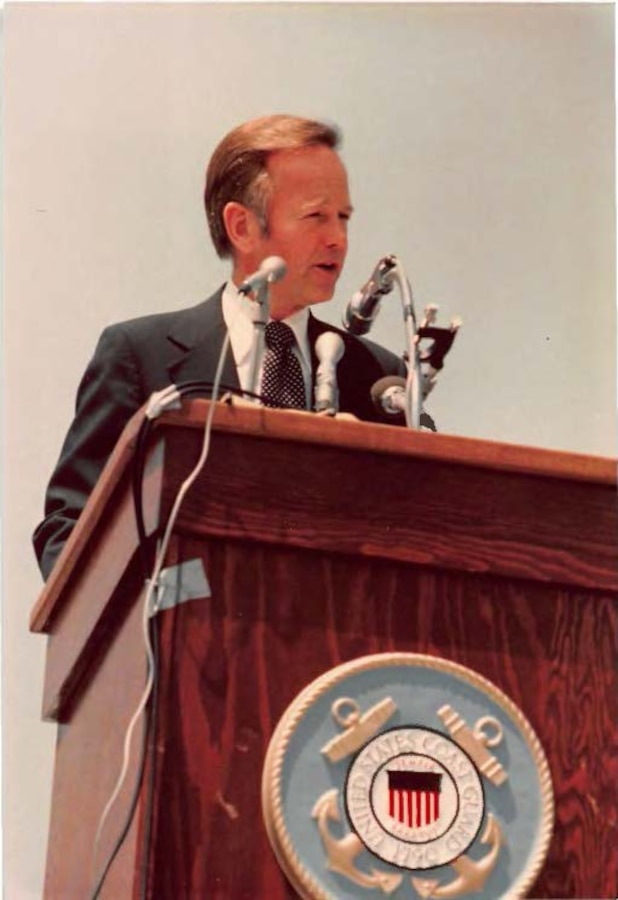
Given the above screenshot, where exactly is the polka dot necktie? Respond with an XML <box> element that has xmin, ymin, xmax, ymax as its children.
<box><xmin>261</xmin><ymin>321</ymin><xmax>307</xmax><ymax>410</ymax></box>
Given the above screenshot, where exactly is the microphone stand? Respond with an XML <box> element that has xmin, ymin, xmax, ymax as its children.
<box><xmin>246</xmin><ymin>282</ymin><xmax>271</xmax><ymax>401</ymax></box>
<box><xmin>391</xmin><ymin>258</ymin><xmax>422</xmax><ymax>430</ymax></box>
<box><xmin>392</xmin><ymin>259</ymin><xmax>461</xmax><ymax>430</ymax></box>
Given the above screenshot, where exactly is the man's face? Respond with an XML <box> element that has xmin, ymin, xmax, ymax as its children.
<box><xmin>245</xmin><ymin>145</ymin><xmax>353</xmax><ymax>319</ymax></box>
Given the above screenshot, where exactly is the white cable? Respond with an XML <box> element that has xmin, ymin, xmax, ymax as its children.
<box><xmin>145</xmin><ymin>385</ymin><xmax>181</xmax><ymax>419</ymax></box>
<box><xmin>90</xmin><ymin>332</ymin><xmax>232</xmax><ymax>897</ymax></box>
<box><xmin>89</xmin><ymin>580</ymin><xmax>156</xmax><ymax>898</ymax></box>
<box><xmin>150</xmin><ymin>330</ymin><xmax>231</xmax><ymax>590</ymax></box>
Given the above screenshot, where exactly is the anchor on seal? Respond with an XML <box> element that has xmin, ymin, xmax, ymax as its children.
<box><xmin>411</xmin><ymin>814</ymin><xmax>504</xmax><ymax>898</ymax></box>
<box><xmin>312</xmin><ymin>789</ymin><xmax>403</xmax><ymax>895</ymax></box>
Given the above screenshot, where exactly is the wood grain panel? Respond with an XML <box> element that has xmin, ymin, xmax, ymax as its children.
<box><xmin>43</xmin><ymin>593</ymin><xmax>149</xmax><ymax>899</ymax></box>
<box><xmin>139</xmin><ymin>536</ymin><xmax>617</xmax><ymax>899</ymax></box>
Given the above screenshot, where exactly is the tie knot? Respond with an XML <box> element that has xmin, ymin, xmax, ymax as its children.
<box><xmin>265</xmin><ymin>320</ymin><xmax>296</xmax><ymax>351</ymax></box>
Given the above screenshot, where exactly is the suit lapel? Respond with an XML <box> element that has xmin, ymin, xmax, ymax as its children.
<box><xmin>165</xmin><ymin>289</ymin><xmax>240</xmax><ymax>391</ymax></box>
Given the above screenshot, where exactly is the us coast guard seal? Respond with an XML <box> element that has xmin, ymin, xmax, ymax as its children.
<box><xmin>261</xmin><ymin>653</ymin><xmax>554</xmax><ymax>899</ymax></box>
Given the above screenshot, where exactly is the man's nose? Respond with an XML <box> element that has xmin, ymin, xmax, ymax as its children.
<box><xmin>325</xmin><ymin>217</ymin><xmax>348</xmax><ymax>249</ymax></box>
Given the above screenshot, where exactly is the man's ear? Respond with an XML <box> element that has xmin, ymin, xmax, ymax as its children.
<box><xmin>222</xmin><ymin>202</ymin><xmax>262</xmax><ymax>254</ymax></box>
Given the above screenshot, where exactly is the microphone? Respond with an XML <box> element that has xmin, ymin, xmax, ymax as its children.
<box><xmin>343</xmin><ymin>255</ymin><xmax>397</xmax><ymax>335</ymax></box>
<box><xmin>371</xmin><ymin>375</ymin><xmax>437</xmax><ymax>431</ymax></box>
<box><xmin>238</xmin><ymin>256</ymin><xmax>287</xmax><ymax>296</ymax></box>
<box><xmin>370</xmin><ymin>375</ymin><xmax>407</xmax><ymax>421</ymax></box>
<box><xmin>314</xmin><ymin>332</ymin><xmax>345</xmax><ymax>415</ymax></box>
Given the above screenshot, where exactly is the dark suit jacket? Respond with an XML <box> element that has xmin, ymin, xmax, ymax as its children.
<box><xmin>33</xmin><ymin>288</ymin><xmax>407</xmax><ymax>580</ymax></box>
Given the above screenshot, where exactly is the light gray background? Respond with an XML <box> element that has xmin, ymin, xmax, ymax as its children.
<box><xmin>3</xmin><ymin>3</ymin><xmax>615</xmax><ymax>897</ymax></box>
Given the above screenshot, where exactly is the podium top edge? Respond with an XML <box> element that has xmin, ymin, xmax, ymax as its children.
<box><xmin>158</xmin><ymin>398</ymin><xmax>617</xmax><ymax>488</ymax></box>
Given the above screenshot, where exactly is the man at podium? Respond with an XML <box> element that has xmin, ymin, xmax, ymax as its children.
<box><xmin>33</xmin><ymin>114</ymin><xmax>406</xmax><ymax>580</ymax></box>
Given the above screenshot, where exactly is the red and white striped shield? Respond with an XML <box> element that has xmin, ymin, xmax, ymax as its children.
<box><xmin>387</xmin><ymin>770</ymin><xmax>442</xmax><ymax>829</ymax></box>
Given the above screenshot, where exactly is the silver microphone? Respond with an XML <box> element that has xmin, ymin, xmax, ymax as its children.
<box><xmin>370</xmin><ymin>375</ymin><xmax>407</xmax><ymax>420</ymax></box>
<box><xmin>342</xmin><ymin>254</ymin><xmax>397</xmax><ymax>335</ymax></box>
<box><xmin>238</xmin><ymin>256</ymin><xmax>287</xmax><ymax>296</ymax></box>
<box><xmin>371</xmin><ymin>375</ymin><xmax>437</xmax><ymax>431</ymax></box>
<box><xmin>314</xmin><ymin>332</ymin><xmax>345</xmax><ymax>415</ymax></box>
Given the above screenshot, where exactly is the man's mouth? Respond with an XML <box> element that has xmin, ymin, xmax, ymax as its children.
<box><xmin>315</xmin><ymin>262</ymin><xmax>339</xmax><ymax>275</ymax></box>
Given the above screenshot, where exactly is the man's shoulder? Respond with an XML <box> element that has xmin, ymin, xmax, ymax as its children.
<box><xmin>103</xmin><ymin>288</ymin><xmax>225</xmax><ymax>342</ymax></box>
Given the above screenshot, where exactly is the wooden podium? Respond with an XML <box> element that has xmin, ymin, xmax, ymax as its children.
<box><xmin>30</xmin><ymin>400</ymin><xmax>618</xmax><ymax>899</ymax></box>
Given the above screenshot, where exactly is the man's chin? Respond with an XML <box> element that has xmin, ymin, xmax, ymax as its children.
<box><xmin>270</xmin><ymin>284</ymin><xmax>336</xmax><ymax>318</ymax></box>
<box><xmin>309</xmin><ymin>278</ymin><xmax>341</xmax><ymax>305</ymax></box>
